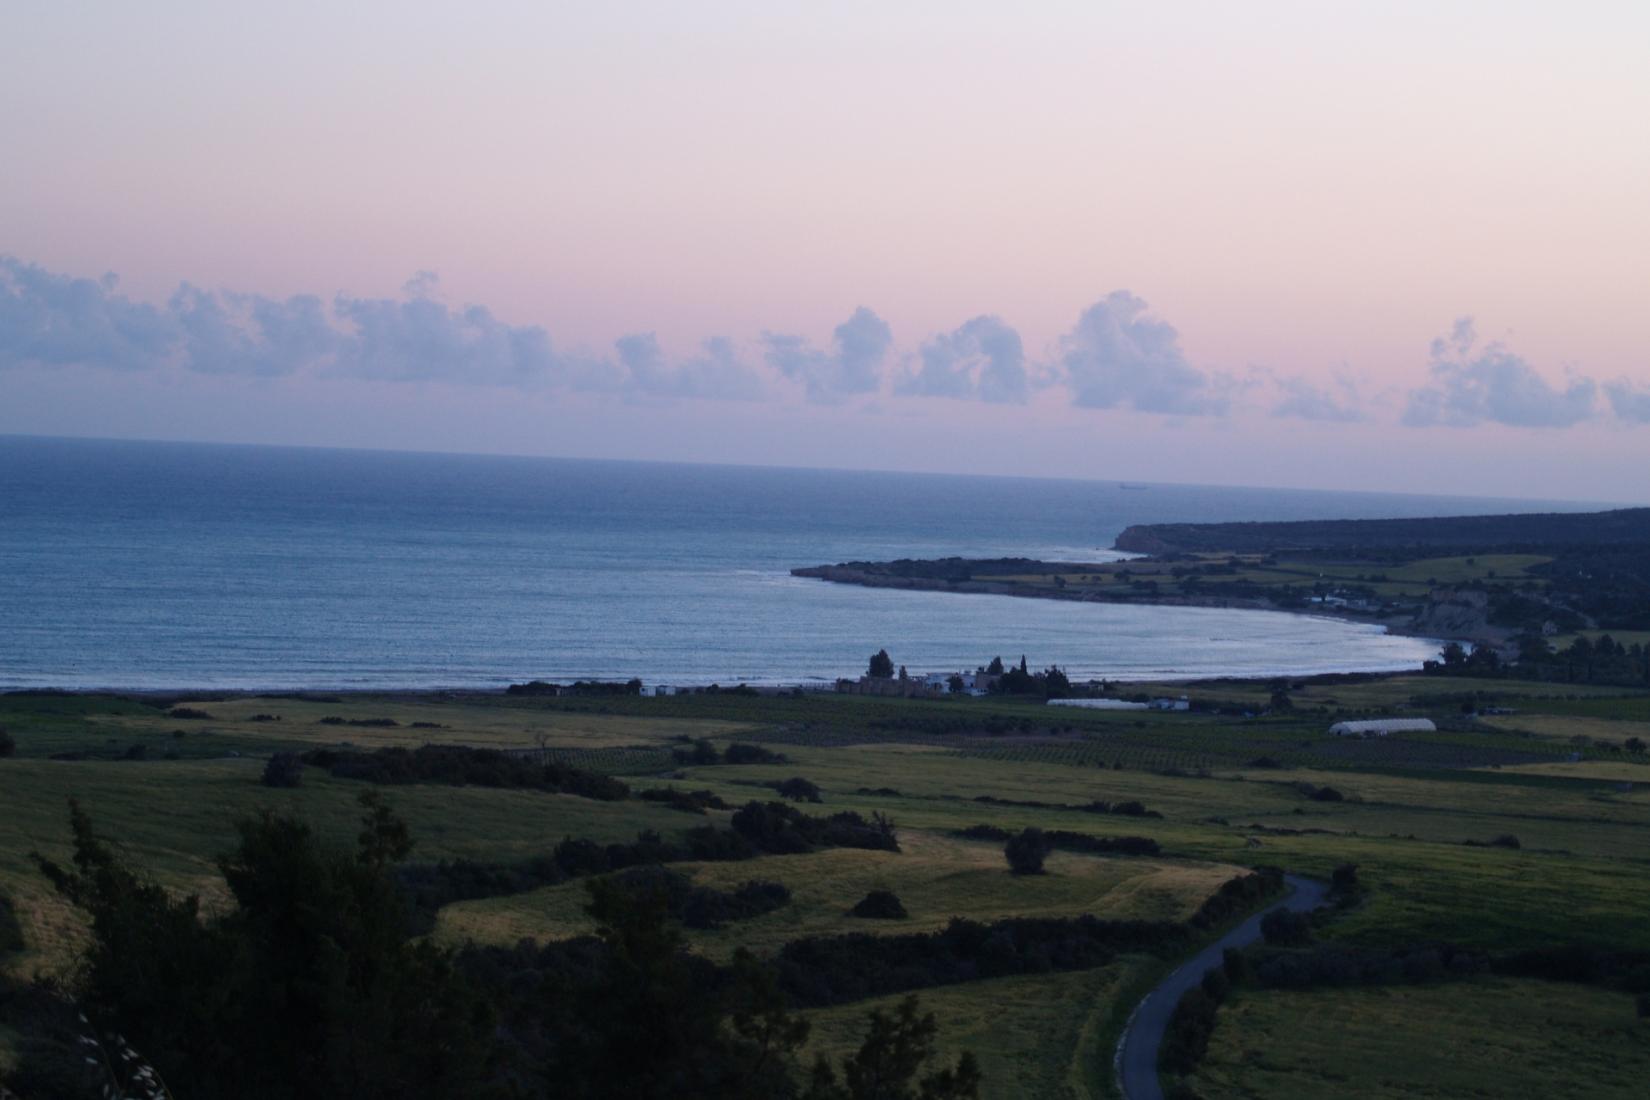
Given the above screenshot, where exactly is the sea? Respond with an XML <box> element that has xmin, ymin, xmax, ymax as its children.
<box><xmin>0</xmin><ymin>435</ymin><xmax>1615</xmax><ymax>692</ymax></box>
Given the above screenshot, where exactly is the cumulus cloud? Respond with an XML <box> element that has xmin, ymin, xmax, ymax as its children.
<box><xmin>896</xmin><ymin>315</ymin><xmax>1027</xmax><ymax>404</ymax></box>
<box><xmin>0</xmin><ymin>256</ymin><xmax>177</xmax><ymax>371</ymax></box>
<box><xmin>0</xmin><ymin>256</ymin><xmax>765</xmax><ymax>401</ymax></box>
<box><xmin>1604</xmin><ymin>380</ymin><xmax>1650</xmax><ymax>423</ymax></box>
<box><xmin>762</xmin><ymin>306</ymin><xmax>892</xmax><ymax>403</ymax></box>
<box><xmin>1056</xmin><ymin>291</ymin><xmax>1226</xmax><ymax>415</ymax></box>
<box><xmin>1403</xmin><ymin>318</ymin><xmax>1597</xmax><ymax>428</ymax></box>
<box><xmin>1271</xmin><ymin>373</ymin><xmax>1367</xmax><ymax>423</ymax></box>
<box><xmin>615</xmin><ymin>333</ymin><xmax>763</xmax><ymax>401</ymax></box>
<box><xmin>170</xmin><ymin>285</ymin><xmax>336</xmax><ymax>377</ymax></box>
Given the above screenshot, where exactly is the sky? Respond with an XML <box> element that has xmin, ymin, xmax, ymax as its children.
<box><xmin>3</xmin><ymin>1</ymin><xmax>1648</xmax><ymax>502</ymax></box>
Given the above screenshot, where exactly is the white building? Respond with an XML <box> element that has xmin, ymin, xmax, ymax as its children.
<box><xmin>1328</xmin><ymin>718</ymin><xmax>1436</xmax><ymax>737</ymax></box>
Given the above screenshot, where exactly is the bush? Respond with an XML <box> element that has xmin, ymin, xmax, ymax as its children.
<box><xmin>771</xmin><ymin>776</ymin><xmax>823</xmax><ymax>803</ymax></box>
<box><xmin>167</xmin><ymin>707</ymin><xmax>214</xmax><ymax>720</ymax></box>
<box><xmin>1331</xmin><ymin>863</ymin><xmax>1359</xmax><ymax>894</ymax></box>
<box><xmin>1637</xmin><ymin>993</ymin><xmax>1649</xmax><ymax>1019</ymax></box>
<box><xmin>850</xmin><ymin>890</ymin><xmax>908</xmax><ymax>920</ymax></box>
<box><xmin>262</xmin><ymin>752</ymin><xmax>304</xmax><ymax>788</ymax></box>
<box><xmin>723</xmin><ymin>742</ymin><xmax>785</xmax><ymax>765</ymax></box>
<box><xmin>0</xmin><ymin>727</ymin><xmax>15</xmax><ymax>758</ymax></box>
<box><xmin>1260</xmin><ymin>908</ymin><xmax>1313</xmax><ymax>947</ymax></box>
<box><xmin>1004</xmin><ymin>828</ymin><xmax>1051</xmax><ymax>875</ymax></box>
<box><xmin>1490</xmin><ymin>834</ymin><xmax>1521</xmax><ymax>849</ymax></box>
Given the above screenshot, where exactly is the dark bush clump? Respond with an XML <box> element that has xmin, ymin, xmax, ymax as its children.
<box><xmin>672</xmin><ymin>738</ymin><xmax>722</xmax><ymax>765</ymax></box>
<box><xmin>955</xmin><ymin>824</ymin><xmax>1012</xmax><ymax>842</ymax></box>
<box><xmin>122</xmin><ymin>744</ymin><xmax>147</xmax><ymax>761</ymax></box>
<box><xmin>636</xmin><ymin>787</ymin><xmax>730</xmax><ymax>814</ymax></box>
<box><xmin>1188</xmin><ymin>871</ymin><xmax>1283</xmax><ymax>930</ymax></box>
<box><xmin>1159</xmin><ymin>985</ymin><xmax>1221</xmax><ymax>1074</ymax></box>
<box><xmin>167</xmin><ymin>707</ymin><xmax>214</xmax><ymax>720</ymax></box>
<box><xmin>1260</xmin><ymin>908</ymin><xmax>1313</xmax><ymax>947</ymax></box>
<box><xmin>1490</xmin><ymin>834</ymin><xmax>1521</xmax><ymax>849</ymax></box>
<box><xmin>1310</xmin><ymin>785</ymin><xmax>1344</xmax><ymax>802</ymax></box>
<box><xmin>1004</xmin><ymin>828</ymin><xmax>1051</xmax><ymax>875</ymax></box>
<box><xmin>1637</xmin><ymin>993</ymin><xmax>1649</xmax><ymax>1019</ymax></box>
<box><xmin>300</xmin><ymin>744</ymin><xmax>630</xmax><ymax>801</ymax></box>
<box><xmin>722</xmin><ymin>742</ymin><xmax>785</xmax><ymax>765</ymax></box>
<box><xmin>1331</xmin><ymin>863</ymin><xmax>1359</xmax><ymax>895</ymax></box>
<box><xmin>262</xmin><ymin>752</ymin><xmax>304</xmax><ymax>788</ymax></box>
<box><xmin>248</xmin><ymin>713</ymin><xmax>281</xmax><ymax>722</ymax></box>
<box><xmin>0</xmin><ymin>727</ymin><xmax>15</xmax><ymax>758</ymax></box>
<box><xmin>851</xmin><ymin>890</ymin><xmax>909</xmax><ymax>920</ymax></box>
<box><xmin>770</xmin><ymin>776</ymin><xmax>823</xmax><ymax>803</ymax></box>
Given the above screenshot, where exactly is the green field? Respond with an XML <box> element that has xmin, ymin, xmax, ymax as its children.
<box><xmin>3</xmin><ymin>682</ymin><xmax>1649</xmax><ymax>1098</ymax></box>
<box><xmin>1194</xmin><ymin>978</ymin><xmax>1650</xmax><ymax>1099</ymax></box>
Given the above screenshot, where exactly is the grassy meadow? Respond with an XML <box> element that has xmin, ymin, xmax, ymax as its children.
<box><xmin>1</xmin><ymin>677</ymin><xmax>1647</xmax><ymax>1097</ymax></box>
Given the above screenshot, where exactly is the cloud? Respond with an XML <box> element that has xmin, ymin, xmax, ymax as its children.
<box><xmin>762</xmin><ymin>306</ymin><xmax>892</xmax><ymax>403</ymax></box>
<box><xmin>1604</xmin><ymin>380</ymin><xmax>1650</xmax><ymax>423</ymax></box>
<box><xmin>0</xmin><ymin>255</ymin><xmax>178</xmax><ymax>371</ymax></box>
<box><xmin>615</xmin><ymin>333</ymin><xmax>763</xmax><ymax>401</ymax></box>
<box><xmin>170</xmin><ymin>285</ymin><xmax>336</xmax><ymax>377</ymax></box>
<box><xmin>1403</xmin><ymin>318</ymin><xmax>1596</xmax><ymax>428</ymax></box>
<box><xmin>1271</xmin><ymin>374</ymin><xmax>1367</xmax><ymax>423</ymax></box>
<box><xmin>1056</xmin><ymin>291</ymin><xmax>1226</xmax><ymax>415</ymax></box>
<box><xmin>896</xmin><ymin>315</ymin><xmax>1028</xmax><ymax>403</ymax></box>
<box><xmin>329</xmin><ymin>294</ymin><xmax>558</xmax><ymax>387</ymax></box>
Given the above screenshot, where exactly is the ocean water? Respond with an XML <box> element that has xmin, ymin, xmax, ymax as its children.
<box><xmin>0</xmin><ymin>436</ymin><xmax>1608</xmax><ymax>691</ymax></box>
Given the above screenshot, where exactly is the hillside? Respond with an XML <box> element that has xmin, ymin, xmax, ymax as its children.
<box><xmin>1113</xmin><ymin>507</ymin><xmax>1650</xmax><ymax>555</ymax></box>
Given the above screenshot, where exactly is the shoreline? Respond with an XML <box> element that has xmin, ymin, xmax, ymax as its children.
<box><xmin>790</xmin><ymin>562</ymin><xmax>1475</xmax><ymax>651</ymax></box>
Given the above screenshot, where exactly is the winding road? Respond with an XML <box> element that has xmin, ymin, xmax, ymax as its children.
<box><xmin>1114</xmin><ymin>873</ymin><xmax>1328</xmax><ymax>1100</ymax></box>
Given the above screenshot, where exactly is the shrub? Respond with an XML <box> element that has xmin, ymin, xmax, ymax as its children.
<box><xmin>851</xmin><ymin>890</ymin><xmax>908</xmax><ymax>920</ymax></box>
<box><xmin>262</xmin><ymin>752</ymin><xmax>304</xmax><ymax>788</ymax></box>
<box><xmin>1004</xmin><ymin>828</ymin><xmax>1051</xmax><ymax>875</ymax></box>
<box><xmin>1490</xmin><ymin>834</ymin><xmax>1521</xmax><ymax>849</ymax></box>
<box><xmin>1310</xmin><ymin>785</ymin><xmax>1344</xmax><ymax>802</ymax></box>
<box><xmin>1260</xmin><ymin>909</ymin><xmax>1313</xmax><ymax>947</ymax></box>
<box><xmin>0</xmin><ymin>727</ymin><xmax>15</xmax><ymax>758</ymax></box>
<box><xmin>1637</xmin><ymin>993</ymin><xmax>1649</xmax><ymax>1019</ymax></box>
<box><xmin>723</xmin><ymin>742</ymin><xmax>785</xmax><ymax>765</ymax></box>
<box><xmin>1331</xmin><ymin>863</ymin><xmax>1359</xmax><ymax>894</ymax></box>
<box><xmin>771</xmin><ymin>776</ymin><xmax>823</xmax><ymax>803</ymax></box>
<box><xmin>167</xmin><ymin>707</ymin><xmax>214</xmax><ymax>720</ymax></box>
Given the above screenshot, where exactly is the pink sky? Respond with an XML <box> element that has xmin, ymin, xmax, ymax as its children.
<box><xmin>3</xmin><ymin>1</ymin><xmax>1648</xmax><ymax>500</ymax></box>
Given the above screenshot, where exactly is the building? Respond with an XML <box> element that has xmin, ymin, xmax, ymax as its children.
<box><xmin>1328</xmin><ymin>718</ymin><xmax>1437</xmax><ymax>737</ymax></box>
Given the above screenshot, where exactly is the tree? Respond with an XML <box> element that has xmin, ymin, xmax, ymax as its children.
<box><xmin>0</xmin><ymin>727</ymin><xmax>14</xmax><ymax>758</ymax></box>
<box><xmin>946</xmin><ymin>675</ymin><xmax>964</xmax><ymax>695</ymax></box>
<box><xmin>1043</xmin><ymin>666</ymin><xmax>1071</xmax><ymax>699</ymax></box>
<box><xmin>32</xmin><ymin>795</ymin><xmax>493</xmax><ymax>1100</ymax></box>
<box><xmin>1003</xmin><ymin>828</ymin><xmax>1050</xmax><ymax>875</ymax></box>
<box><xmin>803</xmin><ymin>996</ymin><xmax>981</xmax><ymax>1100</ymax></box>
<box><xmin>1440</xmin><ymin>642</ymin><xmax>1467</xmax><ymax>669</ymax></box>
<box><xmin>985</xmin><ymin>657</ymin><xmax>1004</xmax><ymax>676</ymax></box>
<box><xmin>1625</xmin><ymin>737</ymin><xmax>1646</xmax><ymax>754</ymax></box>
<box><xmin>868</xmin><ymin>649</ymin><xmax>895</xmax><ymax>679</ymax></box>
<box><xmin>261</xmin><ymin>751</ymin><xmax>303</xmax><ymax>787</ymax></box>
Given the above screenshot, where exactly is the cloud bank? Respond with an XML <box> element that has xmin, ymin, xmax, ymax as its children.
<box><xmin>5</xmin><ymin>256</ymin><xmax>1647</xmax><ymax>431</ymax></box>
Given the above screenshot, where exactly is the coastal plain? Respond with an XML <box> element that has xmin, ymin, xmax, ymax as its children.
<box><xmin>3</xmin><ymin>678</ymin><xmax>1647</xmax><ymax>1097</ymax></box>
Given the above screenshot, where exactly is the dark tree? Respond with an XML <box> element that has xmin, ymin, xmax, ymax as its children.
<box><xmin>0</xmin><ymin>727</ymin><xmax>14</xmax><ymax>758</ymax></box>
<box><xmin>985</xmin><ymin>657</ymin><xmax>1004</xmax><ymax>675</ymax></box>
<box><xmin>850</xmin><ymin>890</ymin><xmax>908</xmax><ymax>920</ymax></box>
<box><xmin>868</xmin><ymin>649</ymin><xmax>895</xmax><ymax>679</ymax></box>
<box><xmin>261</xmin><ymin>751</ymin><xmax>304</xmax><ymax>788</ymax></box>
<box><xmin>803</xmin><ymin>995</ymin><xmax>981</xmax><ymax>1100</ymax></box>
<box><xmin>1003</xmin><ymin>828</ymin><xmax>1051</xmax><ymax>875</ymax></box>
<box><xmin>946</xmin><ymin>675</ymin><xmax>965</xmax><ymax>695</ymax></box>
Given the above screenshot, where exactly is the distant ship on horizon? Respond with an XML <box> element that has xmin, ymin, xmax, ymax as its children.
<box><xmin>1118</xmin><ymin>483</ymin><xmax>1149</xmax><ymax>491</ymax></box>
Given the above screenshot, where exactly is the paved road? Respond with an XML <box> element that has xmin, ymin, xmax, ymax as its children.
<box><xmin>1114</xmin><ymin>873</ymin><xmax>1328</xmax><ymax>1100</ymax></box>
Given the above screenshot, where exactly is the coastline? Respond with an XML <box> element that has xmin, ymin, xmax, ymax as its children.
<box><xmin>789</xmin><ymin>562</ymin><xmax>1475</xmax><ymax>651</ymax></box>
